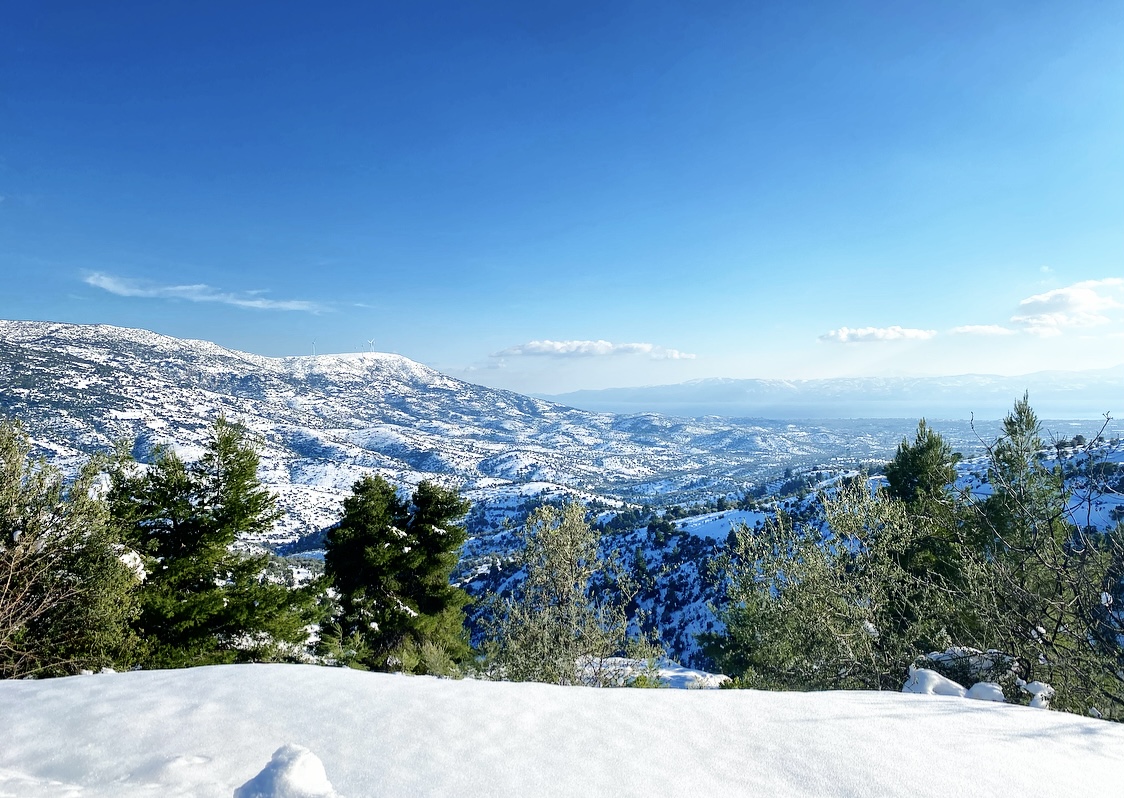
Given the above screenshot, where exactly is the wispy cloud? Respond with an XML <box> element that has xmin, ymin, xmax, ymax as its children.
<box><xmin>819</xmin><ymin>326</ymin><xmax>937</xmax><ymax>344</ymax></box>
<box><xmin>950</xmin><ymin>324</ymin><xmax>1016</xmax><ymax>336</ymax></box>
<box><xmin>1010</xmin><ymin>278</ymin><xmax>1123</xmax><ymax>334</ymax></box>
<box><xmin>493</xmin><ymin>339</ymin><xmax>696</xmax><ymax>360</ymax></box>
<box><xmin>84</xmin><ymin>272</ymin><xmax>325</xmax><ymax>312</ymax></box>
<box><xmin>459</xmin><ymin>359</ymin><xmax>508</xmax><ymax>372</ymax></box>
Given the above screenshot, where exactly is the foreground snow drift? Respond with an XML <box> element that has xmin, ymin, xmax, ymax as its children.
<box><xmin>1</xmin><ymin>664</ymin><xmax>1121</xmax><ymax>797</ymax></box>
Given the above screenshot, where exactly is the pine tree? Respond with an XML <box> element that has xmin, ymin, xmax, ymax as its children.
<box><xmin>402</xmin><ymin>481</ymin><xmax>472</xmax><ymax>664</ymax></box>
<box><xmin>322</xmin><ymin>475</ymin><xmax>470</xmax><ymax>672</ymax></box>
<box><xmin>110</xmin><ymin>416</ymin><xmax>321</xmax><ymax>667</ymax></box>
<box><xmin>703</xmin><ymin>486</ymin><xmax>968</xmax><ymax>691</ymax></box>
<box><xmin>882</xmin><ymin>419</ymin><xmax>968</xmax><ymax>588</ymax></box>
<box><xmin>982</xmin><ymin>393</ymin><xmax>1062</xmax><ymax>553</ymax></box>
<box><xmin>0</xmin><ymin>418</ymin><xmax>137</xmax><ymax>677</ymax></box>
<box><xmin>884</xmin><ymin>419</ymin><xmax>959</xmax><ymax>506</ymax></box>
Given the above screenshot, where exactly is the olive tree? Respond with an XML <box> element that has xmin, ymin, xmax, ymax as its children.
<box><xmin>0</xmin><ymin>418</ymin><xmax>137</xmax><ymax>677</ymax></box>
<box><xmin>484</xmin><ymin>502</ymin><xmax>660</xmax><ymax>686</ymax></box>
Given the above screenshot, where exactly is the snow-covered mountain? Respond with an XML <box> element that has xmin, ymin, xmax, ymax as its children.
<box><xmin>1</xmin><ymin>319</ymin><xmax>1008</xmax><ymax>545</ymax></box>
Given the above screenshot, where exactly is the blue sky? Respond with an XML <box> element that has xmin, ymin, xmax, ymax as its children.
<box><xmin>3</xmin><ymin>1</ymin><xmax>1122</xmax><ymax>394</ymax></box>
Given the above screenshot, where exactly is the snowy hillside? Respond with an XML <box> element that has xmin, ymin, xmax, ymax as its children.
<box><xmin>0</xmin><ymin>664</ymin><xmax>1119</xmax><ymax>797</ymax></box>
<box><xmin>952</xmin><ymin>439</ymin><xmax>1124</xmax><ymax>530</ymax></box>
<box><xmin>495</xmin><ymin>440</ymin><xmax>1124</xmax><ymax>669</ymax></box>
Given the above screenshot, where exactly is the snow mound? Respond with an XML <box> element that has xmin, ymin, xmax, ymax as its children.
<box><xmin>234</xmin><ymin>744</ymin><xmax>339</xmax><ymax>798</ymax></box>
<box><xmin>654</xmin><ymin>660</ymin><xmax>730</xmax><ymax>689</ymax></box>
<box><xmin>902</xmin><ymin>665</ymin><xmax>967</xmax><ymax>697</ymax></box>
<box><xmin>965</xmin><ymin>682</ymin><xmax>1006</xmax><ymax>702</ymax></box>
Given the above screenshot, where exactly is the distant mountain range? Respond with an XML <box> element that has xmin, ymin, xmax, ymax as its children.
<box><xmin>542</xmin><ymin>369</ymin><xmax>1124</xmax><ymax>420</ymax></box>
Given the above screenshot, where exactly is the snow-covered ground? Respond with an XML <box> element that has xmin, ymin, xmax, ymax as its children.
<box><xmin>1</xmin><ymin>664</ymin><xmax>1120</xmax><ymax>797</ymax></box>
<box><xmin>672</xmin><ymin>508</ymin><xmax>766</xmax><ymax>539</ymax></box>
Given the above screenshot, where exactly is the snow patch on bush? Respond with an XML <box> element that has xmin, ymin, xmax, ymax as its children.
<box><xmin>904</xmin><ymin>664</ymin><xmax>1055</xmax><ymax>709</ymax></box>
<box><xmin>1017</xmin><ymin>679</ymin><xmax>1056</xmax><ymax>709</ymax></box>
<box><xmin>965</xmin><ymin>682</ymin><xmax>1006</xmax><ymax>703</ymax></box>
<box><xmin>902</xmin><ymin>666</ymin><xmax>967</xmax><ymax>698</ymax></box>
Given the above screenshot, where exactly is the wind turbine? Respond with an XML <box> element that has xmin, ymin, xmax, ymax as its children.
<box><xmin>312</xmin><ymin>340</ymin><xmax>317</xmax><ymax>356</ymax></box>
<box><xmin>367</xmin><ymin>339</ymin><xmax>375</xmax><ymax>353</ymax></box>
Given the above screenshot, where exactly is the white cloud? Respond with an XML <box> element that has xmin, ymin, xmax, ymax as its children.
<box><xmin>84</xmin><ymin>272</ymin><xmax>324</xmax><ymax>312</ymax></box>
<box><xmin>950</xmin><ymin>324</ymin><xmax>1016</xmax><ymax>336</ymax></box>
<box><xmin>493</xmin><ymin>339</ymin><xmax>696</xmax><ymax>360</ymax></box>
<box><xmin>1010</xmin><ymin>278</ymin><xmax>1123</xmax><ymax>334</ymax></box>
<box><xmin>819</xmin><ymin>326</ymin><xmax>937</xmax><ymax>343</ymax></box>
<box><xmin>653</xmin><ymin>348</ymin><xmax>695</xmax><ymax>360</ymax></box>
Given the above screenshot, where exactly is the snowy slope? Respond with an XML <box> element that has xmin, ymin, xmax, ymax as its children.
<box><xmin>952</xmin><ymin>439</ymin><xmax>1124</xmax><ymax>529</ymax></box>
<box><xmin>0</xmin><ymin>664</ymin><xmax>1119</xmax><ymax>797</ymax></box>
<box><xmin>672</xmin><ymin>508</ymin><xmax>766</xmax><ymax>539</ymax></box>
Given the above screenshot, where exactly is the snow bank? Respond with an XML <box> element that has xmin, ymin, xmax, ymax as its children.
<box><xmin>0</xmin><ymin>664</ymin><xmax>1121</xmax><ymax>797</ymax></box>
